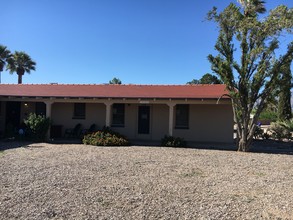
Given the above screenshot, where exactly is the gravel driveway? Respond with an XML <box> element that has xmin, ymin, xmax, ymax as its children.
<box><xmin>0</xmin><ymin>142</ymin><xmax>293</xmax><ymax>219</ymax></box>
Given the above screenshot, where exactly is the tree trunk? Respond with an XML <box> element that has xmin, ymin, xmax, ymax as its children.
<box><xmin>18</xmin><ymin>74</ymin><xmax>22</xmax><ymax>84</ymax></box>
<box><xmin>237</xmin><ymin>128</ymin><xmax>254</xmax><ymax>152</ymax></box>
<box><xmin>238</xmin><ymin>137</ymin><xmax>252</xmax><ymax>152</ymax></box>
<box><xmin>238</xmin><ymin>139</ymin><xmax>246</xmax><ymax>152</ymax></box>
<box><xmin>236</xmin><ymin>116</ymin><xmax>253</xmax><ymax>152</ymax></box>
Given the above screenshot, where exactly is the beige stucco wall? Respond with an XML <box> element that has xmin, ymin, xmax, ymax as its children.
<box><xmin>111</xmin><ymin>103</ymin><xmax>136</xmax><ymax>139</ymax></box>
<box><xmin>117</xmin><ymin>103</ymin><xmax>233</xmax><ymax>143</ymax></box>
<box><xmin>51</xmin><ymin>102</ymin><xmax>106</xmax><ymax>135</ymax></box>
<box><xmin>173</xmin><ymin>104</ymin><xmax>233</xmax><ymax>143</ymax></box>
<box><xmin>111</xmin><ymin>104</ymin><xmax>169</xmax><ymax>140</ymax></box>
<box><xmin>151</xmin><ymin>104</ymin><xmax>169</xmax><ymax>140</ymax></box>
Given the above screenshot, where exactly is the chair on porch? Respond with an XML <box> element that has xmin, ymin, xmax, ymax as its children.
<box><xmin>64</xmin><ymin>123</ymin><xmax>82</xmax><ymax>138</ymax></box>
<box><xmin>88</xmin><ymin>123</ymin><xmax>97</xmax><ymax>133</ymax></box>
<box><xmin>81</xmin><ymin>123</ymin><xmax>97</xmax><ymax>137</ymax></box>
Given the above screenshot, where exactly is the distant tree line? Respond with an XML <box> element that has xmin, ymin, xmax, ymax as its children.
<box><xmin>109</xmin><ymin>77</ymin><xmax>122</xmax><ymax>84</ymax></box>
<box><xmin>187</xmin><ymin>73</ymin><xmax>222</xmax><ymax>84</ymax></box>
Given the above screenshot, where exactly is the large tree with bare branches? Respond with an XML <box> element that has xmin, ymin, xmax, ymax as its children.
<box><xmin>208</xmin><ymin>1</ymin><xmax>293</xmax><ymax>151</ymax></box>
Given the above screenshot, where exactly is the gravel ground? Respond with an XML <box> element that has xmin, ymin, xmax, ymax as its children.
<box><xmin>0</xmin><ymin>142</ymin><xmax>293</xmax><ymax>220</ymax></box>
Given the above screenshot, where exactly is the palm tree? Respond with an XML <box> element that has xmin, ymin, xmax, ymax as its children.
<box><xmin>7</xmin><ymin>51</ymin><xmax>36</xmax><ymax>84</ymax></box>
<box><xmin>0</xmin><ymin>45</ymin><xmax>11</xmax><ymax>83</ymax></box>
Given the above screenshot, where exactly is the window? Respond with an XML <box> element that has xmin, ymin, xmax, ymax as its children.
<box><xmin>175</xmin><ymin>104</ymin><xmax>189</xmax><ymax>129</ymax></box>
<box><xmin>73</xmin><ymin>103</ymin><xmax>86</xmax><ymax>119</ymax></box>
<box><xmin>112</xmin><ymin>104</ymin><xmax>125</xmax><ymax>127</ymax></box>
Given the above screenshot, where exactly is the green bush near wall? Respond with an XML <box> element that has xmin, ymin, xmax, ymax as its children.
<box><xmin>82</xmin><ymin>128</ymin><xmax>129</xmax><ymax>146</ymax></box>
<box><xmin>161</xmin><ymin>135</ymin><xmax>187</xmax><ymax>147</ymax></box>
<box><xmin>24</xmin><ymin>113</ymin><xmax>51</xmax><ymax>141</ymax></box>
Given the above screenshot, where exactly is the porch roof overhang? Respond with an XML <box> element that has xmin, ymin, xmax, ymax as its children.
<box><xmin>0</xmin><ymin>84</ymin><xmax>231</xmax><ymax>101</ymax></box>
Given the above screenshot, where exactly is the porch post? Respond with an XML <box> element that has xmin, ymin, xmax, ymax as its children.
<box><xmin>168</xmin><ymin>103</ymin><xmax>176</xmax><ymax>136</ymax></box>
<box><xmin>45</xmin><ymin>101</ymin><xmax>53</xmax><ymax>139</ymax></box>
<box><xmin>104</xmin><ymin>102</ymin><xmax>113</xmax><ymax>127</ymax></box>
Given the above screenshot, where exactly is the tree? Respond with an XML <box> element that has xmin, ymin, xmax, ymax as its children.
<box><xmin>207</xmin><ymin>1</ymin><xmax>293</xmax><ymax>151</ymax></box>
<box><xmin>187</xmin><ymin>73</ymin><xmax>222</xmax><ymax>84</ymax></box>
<box><xmin>186</xmin><ymin>79</ymin><xmax>200</xmax><ymax>85</ymax></box>
<box><xmin>237</xmin><ymin>0</ymin><xmax>266</xmax><ymax>16</ymax></box>
<box><xmin>7</xmin><ymin>51</ymin><xmax>36</xmax><ymax>84</ymax></box>
<box><xmin>200</xmin><ymin>73</ymin><xmax>222</xmax><ymax>84</ymax></box>
<box><xmin>109</xmin><ymin>77</ymin><xmax>122</xmax><ymax>84</ymax></box>
<box><xmin>278</xmin><ymin>58</ymin><xmax>292</xmax><ymax>121</ymax></box>
<box><xmin>0</xmin><ymin>45</ymin><xmax>11</xmax><ymax>83</ymax></box>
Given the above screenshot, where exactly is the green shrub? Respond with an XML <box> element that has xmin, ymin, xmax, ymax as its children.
<box><xmin>82</xmin><ymin>129</ymin><xmax>129</xmax><ymax>146</ymax></box>
<box><xmin>259</xmin><ymin>110</ymin><xmax>278</xmax><ymax>122</ymax></box>
<box><xmin>268</xmin><ymin>122</ymin><xmax>291</xmax><ymax>141</ymax></box>
<box><xmin>279</xmin><ymin>119</ymin><xmax>293</xmax><ymax>132</ymax></box>
<box><xmin>24</xmin><ymin>113</ymin><xmax>51</xmax><ymax>141</ymax></box>
<box><xmin>161</xmin><ymin>135</ymin><xmax>186</xmax><ymax>147</ymax></box>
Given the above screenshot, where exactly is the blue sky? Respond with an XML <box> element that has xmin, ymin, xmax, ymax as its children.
<box><xmin>1</xmin><ymin>0</ymin><xmax>292</xmax><ymax>85</ymax></box>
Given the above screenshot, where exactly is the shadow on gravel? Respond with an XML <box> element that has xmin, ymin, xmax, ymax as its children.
<box><xmin>48</xmin><ymin>138</ymin><xmax>83</xmax><ymax>145</ymax></box>
<box><xmin>0</xmin><ymin>140</ymin><xmax>34</xmax><ymax>151</ymax></box>
<box><xmin>130</xmin><ymin>140</ymin><xmax>293</xmax><ymax>155</ymax></box>
<box><xmin>188</xmin><ymin>140</ymin><xmax>293</xmax><ymax>155</ymax></box>
<box><xmin>1</xmin><ymin>139</ymin><xmax>292</xmax><ymax>155</ymax></box>
<box><xmin>250</xmin><ymin>140</ymin><xmax>293</xmax><ymax>155</ymax></box>
<box><xmin>0</xmin><ymin>138</ymin><xmax>83</xmax><ymax>151</ymax></box>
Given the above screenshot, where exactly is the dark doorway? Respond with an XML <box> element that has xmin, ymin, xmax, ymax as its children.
<box><xmin>35</xmin><ymin>102</ymin><xmax>46</xmax><ymax>116</ymax></box>
<box><xmin>138</xmin><ymin>106</ymin><xmax>150</xmax><ymax>134</ymax></box>
<box><xmin>5</xmin><ymin>101</ymin><xmax>21</xmax><ymax>135</ymax></box>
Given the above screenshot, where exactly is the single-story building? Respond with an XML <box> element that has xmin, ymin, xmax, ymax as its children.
<box><xmin>0</xmin><ymin>84</ymin><xmax>233</xmax><ymax>143</ymax></box>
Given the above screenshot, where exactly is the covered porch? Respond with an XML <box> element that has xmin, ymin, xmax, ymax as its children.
<box><xmin>0</xmin><ymin>97</ymin><xmax>233</xmax><ymax>143</ymax></box>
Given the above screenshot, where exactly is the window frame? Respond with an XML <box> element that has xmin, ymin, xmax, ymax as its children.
<box><xmin>111</xmin><ymin>103</ymin><xmax>125</xmax><ymax>127</ymax></box>
<box><xmin>175</xmin><ymin>104</ymin><xmax>189</xmax><ymax>129</ymax></box>
<box><xmin>73</xmin><ymin>103</ymin><xmax>86</xmax><ymax>119</ymax></box>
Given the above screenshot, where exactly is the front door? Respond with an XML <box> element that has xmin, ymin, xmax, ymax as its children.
<box><xmin>138</xmin><ymin>106</ymin><xmax>150</xmax><ymax>134</ymax></box>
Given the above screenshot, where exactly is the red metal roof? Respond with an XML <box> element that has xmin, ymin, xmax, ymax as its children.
<box><xmin>0</xmin><ymin>84</ymin><xmax>229</xmax><ymax>99</ymax></box>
